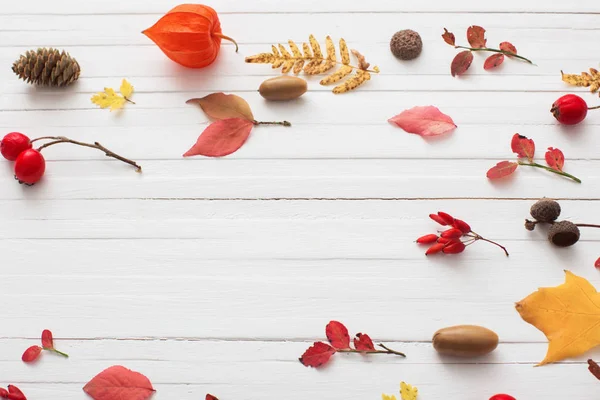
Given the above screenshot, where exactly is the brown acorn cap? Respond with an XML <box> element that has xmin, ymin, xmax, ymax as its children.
<box><xmin>530</xmin><ymin>199</ymin><xmax>561</xmax><ymax>223</ymax></box>
<box><xmin>548</xmin><ymin>221</ymin><xmax>580</xmax><ymax>247</ymax></box>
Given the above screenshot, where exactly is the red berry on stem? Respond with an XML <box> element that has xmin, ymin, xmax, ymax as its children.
<box><xmin>425</xmin><ymin>242</ymin><xmax>446</xmax><ymax>255</ymax></box>
<box><xmin>441</xmin><ymin>228</ymin><xmax>463</xmax><ymax>239</ymax></box>
<box><xmin>437</xmin><ymin>211</ymin><xmax>455</xmax><ymax>225</ymax></box>
<box><xmin>1</xmin><ymin>132</ymin><xmax>32</xmax><ymax>161</ymax></box>
<box><xmin>453</xmin><ymin>219</ymin><xmax>472</xmax><ymax>234</ymax></box>
<box><xmin>551</xmin><ymin>94</ymin><xmax>588</xmax><ymax>125</ymax></box>
<box><xmin>417</xmin><ymin>234</ymin><xmax>439</xmax><ymax>244</ymax></box>
<box><xmin>442</xmin><ymin>241</ymin><xmax>466</xmax><ymax>254</ymax></box>
<box><xmin>14</xmin><ymin>149</ymin><xmax>45</xmax><ymax>185</ymax></box>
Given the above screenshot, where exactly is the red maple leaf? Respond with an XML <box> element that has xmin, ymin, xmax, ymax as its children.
<box><xmin>511</xmin><ymin>134</ymin><xmax>535</xmax><ymax>161</ymax></box>
<box><xmin>354</xmin><ymin>333</ymin><xmax>375</xmax><ymax>351</ymax></box>
<box><xmin>325</xmin><ymin>321</ymin><xmax>351</xmax><ymax>349</ymax></box>
<box><xmin>299</xmin><ymin>342</ymin><xmax>336</xmax><ymax>368</ymax></box>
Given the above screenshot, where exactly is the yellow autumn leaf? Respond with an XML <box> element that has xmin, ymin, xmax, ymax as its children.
<box><xmin>400</xmin><ymin>382</ymin><xmax>418</xmax><ymax>400</ymax></box>
<box><xmin>91</xmin><ymin>79</ymin><xmax>135</xmax><ymax>111</ymax></box>
<box><xmin>120</xmin><ymin>79</ymin><xmax>134</xmax><ymax>99</ymax></box>
<box><xmin>516</xmin><ymin>271</ymin><xmax>600</xmax><ymax>365</ymax></box>
<box><xmin>561</xmin><ymin>68</ymin><xmax>600</xmax><ymax>95</ymax></box>
<box><xmin>381</xmin><ymin>394</ymin><xmax>397</xmax><ymax>400</ymax></box>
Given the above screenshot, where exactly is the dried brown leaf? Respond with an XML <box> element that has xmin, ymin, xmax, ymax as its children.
<box><xmin>351</xmin><ymin>49</ymin><xmax>370</xmax><ymax>71</ymax></box>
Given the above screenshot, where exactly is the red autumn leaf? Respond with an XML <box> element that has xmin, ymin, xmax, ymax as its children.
<box><xmin>500</xmin><ymin>42</ymin><xmax>517</xmax><ymax>54</ymax></box>
<box><xmin>22</xmin><ymin>346</ymin><xmax>42</xmax><ymax>363</ymax></box>
<box><xmin>388</xmin><ymin>106</ymin><xmax>457</xmax><ymax>137</ymax></box>
<box><xmin>442</xmin><ymin>28</ymin><xmax>456</xmax><ymax>46</ymax></box>
<box><xmin>441</xmin><ymin>228</ymin><xmax>463</xmax><ymax>239</ymax></box>
<box><xmin>450</xmin><ymin>50</ymin><xmax>474</xmax><ymax>77</ymax></box>
<box><xmin>545</xmin><ymin>147</ymin><xmax>565</xmax><ymax>172</ymax></box>
<box><xmin>595</xmin><ymin>258</ymin><xmax>600</xmax><ymax>269</ymax></box>
<box><xmin>325</xmin><ymin>321</ymin><xmax>350</xmax><ymax>349</ymax></box>
<box><xmin>484</xmin><ymin>53</ymin><xmax>505</xmax><ymax>70</ymax></box>
<box><xmin>299</xmin><ymin>342</ymin><xmax>336</xmax><ymax>368</ymax></box>
<box><xmin>83</xmin><ymin>365</ymin><xmax>155</xmax><ymax>400</ymax></box>
<box><xmin>183</xmin><ymin>118</ymin><xmax>254</xmax><ymax>157</ymax></box>
<box><xmin>511</xmin><ymin>134</ymin><xmax>535</xmax><ymax>160</ymax></box>
<box><xmin>206</xmin><ymin>395</ymin><xmax>219</xmax><ymax>400</ymax></box>
<box><xmin>7</xmin><ymin>386</ymin><xmax>26</xmax><ymax>400</ymax></box>
<box><xmin>417</xmin><ymin>234</ymin><xmax>439</xmax><ymax>244</ymax></box>
<box><xmin>589</xmin><ymin>359</ymin><xmax>600</xmax><ymax>380</ymax></box>
<box><xmin>487</xmin><ymin>161</ymin><xmax>518</xmax><ymax>180</ymax></box>
<box><xmin>443</xmin><ymin>241</ymin><xmax>466</xmax><ymax>254</ymax></box>
<box><xmin>426</xmin><ymin>242</ymin><xmax>446</xmax><ymax>255</ymax></box>
<box><xmin>42</xmin><ymin>329</ymin><xmax>54</xmax><ymax>349</ymax></box>
<box><xmin>467</xmin><ymin>25</ymin><xmax>487</xmax><ymax>48</ymax></box>
<box><xmin>429</xmin><ymin>213</ymin><xmax>449</xmax><ymax>226</ymax></box>
<box><xmin>453</xmin><ymin>219</ymin><xmax>472</xmax><ymax>234</ymax></box>
<box><xmin>437</xmin><ymin>212</ymin><xmax>455</xmax><ymax>225</ymax></box>
<box><xmin>353</xmin><ymin>333</ymin><xmax>375</xmax><ymax>351</ymax></box>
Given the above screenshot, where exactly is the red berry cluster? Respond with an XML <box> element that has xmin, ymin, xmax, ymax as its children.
<box><xmin>1</xmin><ymin>132</ymin><xmax>141</xmax><ymax>185</ymax></box>
<box><xmin>0</xmin><ymin>385</ymin><xmax>26</xmax><ymax>400</ymax></box>
<box><xmin>551</xmin><ymin>94</ymin><xmax>600</xmax><ymax>125</ymax></box>
<box><xmin>418</xmin><ymin>211</ymin><xmax>509</xmax><ymax>256</ymax></box>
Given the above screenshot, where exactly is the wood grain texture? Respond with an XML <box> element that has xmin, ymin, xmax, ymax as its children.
<box><xmin>1</xmin><ymin>1</ymin><xmax>599</xmax><ymax>399</ymax></box>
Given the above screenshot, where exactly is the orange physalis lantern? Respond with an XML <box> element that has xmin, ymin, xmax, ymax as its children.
<box><xmin>142</xmin><ymin>4</ymin><xmax>238</xmax><ymax>68</ymax></box>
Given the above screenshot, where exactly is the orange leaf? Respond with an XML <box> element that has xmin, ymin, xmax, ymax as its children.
<box><xmin>326</xmin><ymin>321</ymin><xmax>350</xmax><ymax>349</ymax></box>
<box><xmin>184</xmin><ymin>118</ymin><xmax>254</xmax><ymax>158</ymax></box>
<box><xmin>388</xmin><ymin>106</ymin><xmax>457</xmax><ymax>137</ymax></box>
<box><xmin>451</xmin><ymin>51</ymin><xmax>473</xmax><ymax>77</ymax></box>
<box><xmin>500</xmin><ymin>42</ymin><xmax>517</xmax><ymax>54</ymax></box>
<box><xmin>545</xmin><ymin>147</ymin><xmax>564</xmax><ymax>172</ymax></box>
<box><xmin>83</xmin><ymin>365</ymin><xmax>155</xmax><ymax>400</ymax></box>
<box><xmin>484</xmin><ymin>53</ymin><xmax>505</xmax><ymax>70</ymax></box>
<box><xmin>442</xmin><ymin>28</ymin><xmax>456</xmax><ymax>46</ymax></box>
<box><xmin>487</xmin><ymin>161</ymin><xmax>518</xmax><ymax>180</ymax></box>
<box><xmin>516</xmin><ymin>271</ymin><xmax>600</xmax><ymax>365</ymax></box>
<box><xmin>467</xmin><ymin>25</ymin><xmax>487</xmax><ymax>48</ymax></box>
<box><xmin>510</xmin><ymin>134</ymin><xmax>535</xmax><ymax>161</ymax></box>
<box><xmin>187</xmin><ymin>93</ymin><xmax>254</xmax><ymax>121</ymax></box>
<box><xmin>299</xmin><ymin>342</ymin><xmax>336</xmax><ymax>368</ymax></box>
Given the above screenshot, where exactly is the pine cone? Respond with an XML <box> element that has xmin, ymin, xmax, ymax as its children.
<box><xmin>12</xmin><ymin>48</ymin><xmax>80</xmax><ymax>87</ymax></box>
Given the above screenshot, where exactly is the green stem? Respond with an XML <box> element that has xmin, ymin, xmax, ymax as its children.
<box><xmin>253</xmin><ymin>120</ymin><xmax>292</xmax><ymax>127</ymax></box>
<box><xmin>44</xmin><ymin>347</ymin><xmax>69</xmax><ymax>358</ymax></box>
<box><xmin>336</xmin><ymin>343</ymin><xmax>406</xmax><ymax>357</ymax></box>
<box><xmin>455</xmin><ymin>45</ymin><xmax>535</xmax><ymax>65</ymax></box>
<box><xmin>518</xmin><ymin>161</ymin><xmax>581</xmax><ymax>183</ymax></box>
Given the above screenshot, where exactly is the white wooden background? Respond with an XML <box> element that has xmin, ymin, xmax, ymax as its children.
<box><xmin>1</xmin><ymin>1</ymin><xmax>600</xmax><ymax>399</ymax></box>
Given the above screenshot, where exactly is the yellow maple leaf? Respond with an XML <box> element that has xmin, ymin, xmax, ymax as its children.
<box><xmin>516</xmin><ymin>271</ymin><xmax>600</xmax><ymax>365</ymax></box>
<box><xmin>381</xmin><ymin>394</ymin><xmax>397</xmax><ymax>400</ymax></box>
<box><xmin>400</xmin><ymin>382</ymin><xmax>418</xmax><ymax>400</ymax></box>
<box><xmin>91</xmin><ymin>79</ymin><xmax>135</xmax><ymax>111</ymax></box>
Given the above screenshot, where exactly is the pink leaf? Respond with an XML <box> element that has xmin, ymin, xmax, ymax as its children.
<box><xmin>83</xmin><ymin>365</ymin><xmax>155</xmax><ymax>400</ymax></box>
<box><xmin>484</xmin><ymin>53</ymin><xmax>505</xmax><ymax>70</ymax></box>
<box><xmin>545</xmin><ymin>147</ymin><xmax>565</xmax><ymax>171</ymax></box>
<box><xmin>388</xmin><ymin>106</ymin><xmax>457</xmax><ymax>137</ymax></box>
<box><xmin>500</xmin><ymin>42</ymin><xmax>517</xmax><ymax>54</ymax></box>
<box><xmin>511</xmin><ymin>134</ymin><xmax>535</xmax><ymax>161</ymax></box>
<box><xmin>325</xmin><ymin>321</ymin><xmax>351</xmax><ymax>349</ymax></box>
<box><xmin>487</xmin><ymin>161</ymin><xmax>518</xmax><ymax>179</ymax></box>
<box><xmin>450</xmin><ymin>51</ymin><xmax>474</xmax><ymax>77</ymax></box>
<box><xmin>183</xmin><ymin>118</ymin><xmax>254</xmax><ymax>158</ymax></box>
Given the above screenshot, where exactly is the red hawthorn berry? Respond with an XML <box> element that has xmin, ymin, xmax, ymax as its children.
<box><xmin>489</xmin><ymin>395</ymin><xmax>516</xmax><ymax>400</ymax></box>
<box><xmin>426</xmin><ymin>242</ymin><xmax>446</xmax><ymax>255</ymax></box>
<box><xmin>453</xmin><ymin>219</ymin><xmax>471</xmax><ymax>234</ymax></box>
<box><xmin>437</xmin><ymin>212</ymin><xmax>455</xmax><ymax>225</ymax></box>
<box><xmin>551</xmin><ymin>94</ymin><xmax>589</xmax><ymax>125</ymax></box>
<box><xmin>0</xmin><ymin>388</ymin><xmax>8</xmax><ymax>398</ymax></box>
<box><xmin>442</xmin><ymin>241</ymin><xmax>466</xmax><ymax>254</ymax></box>
<box><xmin>429</xmin><ymin>213</ymin><xmax>449</xmax><ymax>226</ymax></box>
<box><xmin>441</xmin><ymin>228</ymin><xmax>463</xmax><ymax>239</ymax></box>
<box><xmin>417</xmin><ymin>234</ymin><xmax>439</xmax><ymax>244</ymax></box>
<box><xmin>437</xmin><ymin>237</ymin><xmax>452</xmax><ymax>244</ymax></box>
<box><xmin>1</xmin><ymin>132</ymin><xmax>32</xmax><ymax>161</ymax></box>
<box><xmin>14</xmin><ymin>149</ymin><xmax>46</xmax><ymax>185</ymax></box>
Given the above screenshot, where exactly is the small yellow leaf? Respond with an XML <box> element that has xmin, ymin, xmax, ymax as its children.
<box><xmin>382</xmin><ymin>395</ymin><xmax>397</xmax><ymax>400</ymax></box>
<box><xmin>309</xmin><ymin>34</ymin><xmax>323</xmax><ymax>58</ymax></box>
<box><xmin>339</xmin><ymin>38</ymin><xmax>350</xmax><ymax>65</ymax></box>
<box><xmin>332</xmin><ymin>70</ymin><xmax>371</xmax><ymax>94</ymax></box>
<box><xmin>288</xmin><ymin>40</ymin><xmax>302</xmax><ymax>58</ymax></box>
<box><xmin>320</xmin><ymin>65</ymin><xmax>353</xmax><ymax>85</ymax></box>
<box><xmin>120</xmin><ymin>79</ymin><xmax>134</xmax><ymax>99</ymax></box>
<box><xmin>400</xmin><ymin>382</ymin><xmax>418</xmax><ymax>400</ymax></box>
<box><xmin>325</xmin><ymin>36</ymin><xmax>336</xmax><ymax>62</ymax></box>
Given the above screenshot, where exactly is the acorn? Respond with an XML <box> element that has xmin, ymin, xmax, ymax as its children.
<box><xmin>548</xmin><ymin>221</ymin><xmax>580</xmax><ymax>247</ymax></box>
<box><xmin>530</xmin><ymin>199</ymin><xmax>561</xmax><ymax>223</ymax></box>
<box><xmin>390</xmin><ymin>30</ymin><xmax>423</xmax><ymax>60</ymax></box>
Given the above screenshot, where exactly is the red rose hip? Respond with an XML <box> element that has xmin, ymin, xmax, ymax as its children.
<box><xmin>1</xmin><ymin>132</ymin><xmax>32</xmax><ymax>161</ymax></box>
<box><xmin>551</xmin><ymin>94</ymin><xmax>598</xmax><ymax>125</ymax></box>
<box><xmin>14</xmin><ymin>149</ymin><xmax>46</xmax><ymax>185</ymax></box>
<box><xmin>489</xmin><ymin>395</ymin><xmax>516</xmax><ymax>400</ymax></box>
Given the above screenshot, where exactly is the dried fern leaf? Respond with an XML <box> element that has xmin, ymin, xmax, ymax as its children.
<box><xmin>310</xmin><ymin>61</ymin><xmax>335</xmax><ymax>75</ymax></box>
<box><xmin>309</xmin><ymin>34</ymin><xmax>323</xmax><ymax>58</ymax></box>
<box><xmin>562</xmin><ymin>68</ymin><xmax>600</xmax><ymax>96</ymax></box>
<box><xmin>278</xmin><ymin>44</ymin><xmax>291</xmax><ymax>58</ymax></box>
<box><xmin>333</xmin><ymin>70</ymin><xmax>371</xmax><ymax>94</ymax></box>
<box><xmin>302</xmin><ymin>42</ymin><xmax>313</xmax><ymax>58</ymax></box>
<box><xmin>272</xmin><ymin>45</ymin><xmax>280</xmax><ymax>57</ymax></box>
<box><xmin>293</xmin><ymin>60</ymin><xmax>305</xmax><ymax>74</ymax></box>
<box><xmin>339</xmin><ymin>39</ymin><xmax>350</xmax><ymax>65</ymax></box>
<box><xmin>289</xmin><ymin>41</ymin><xmax>302</xmax><ymax>57</ymax></box>
<box><xmin>320</xmin><ymin>65</ymin><xmax>353</xmax><ymax>85</ymax></box>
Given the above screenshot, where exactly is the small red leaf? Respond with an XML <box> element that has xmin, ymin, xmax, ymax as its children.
<box><xmin>299</xmin><ymin>342</ymin><xmax>336</xmax><ymax>368</ymax></box>
<box><xmin>487</xmin><ymin>161</ymin><xmax>518</xmax><ymax>180</ymax></box>
<box><xmin>206</xmin><ymin>395</ymin><xmax>219</xmax><ymax>400</ymax></box>
<box><xmin>183</xmin><ymin>118</ymin><xmax>254</xmax><ymax>158</ymax></box>
<box><xmin>441</xmin><ymin>228</ymin><xmax>463</xmax><ymax>239</ymax></box>
<box><xmin>437</xmin><ymin>212</ymin><xmax>455</xmax><ymax>225</ymax></box>
<box><xmin>388</xmin><ymin>106</ymin><xmax>457</xmax><ymax>137</ymax></box>
<box><xmin>417</xmin><ymin>234</ymin><xmax>439</xmax><ymax>244</ymax></box>
<box><xmin>595</xmin><ymin>258</ymin><xmax>600</xmax><ymax>269</ymax></box>
<box><xmin>467</xmin><ymin>25</ymin><xmax>487</xmax><ymax>48</ymax></box>
<box><xmin>83</xmin><ymin>365</ymin><xmax>155</xmax><ymax>400</ymax></box>
<box><xmin>354</xmin><ymin>333</ymin><xmax>375</xmax><ymax>351</ymax></box>
<box><xmin>545</xmin><ymin>147</ymin><xmax>565</xmax><ymax>172</ymax></box>
<box><xmin>325</xmin><ymin>321</ymin><xmax>350</xmax><ymax>349</ymax></box>
<box><xmin>7</xmin><ymin>386</ymin><xmax>26</xmax><ymax>400</ymax></box>
<box><xmin>426</xmin><ymin>242</ymin><xmax>446</xmax><ymax>255</ymax></box>
<box><xmin>443</xmin><ymin>241</ymin><xmax>466</xmax><ymax>254</ymax></box>
<box><xmin>430</xmin><ymin>214</ymin><xmax>449</xmax><ymax>226</ymax></box>
<box><xmin>484</xmin><ymin>53</ymin><xmax>505</xmax><ymax>70</ymax></box>
<box><xmin>442</xmin><ymin>28</ymin><xmax>456</xmax><ymax>46</ymax></box>
<box><xmin>511</xmin><ymin>134</ymin><xmax>535</xmax><ymax>160</ymax></box>
<box><xmin>499</xmin><ymin>42</ymin><xmax>517</xmax><ymax>54</ymax></box>
<box><xmin>21</xmin><ymin>346</ymin><xmax>42</xmax><ymax>363</ymax></box>
<box><xmin>451</xmin><ymin>51</ymin><xmax>474</xmax><ymax>77</ymax></box>
<box><xmin>42</xmin><ymin>329</ymin><xmax>54</xmax><ymax>349</ymax></box>
<box><xmin>453</xmin><ymin>219</ymin><xmax>472</xmax><ymax>234</ymax></box>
